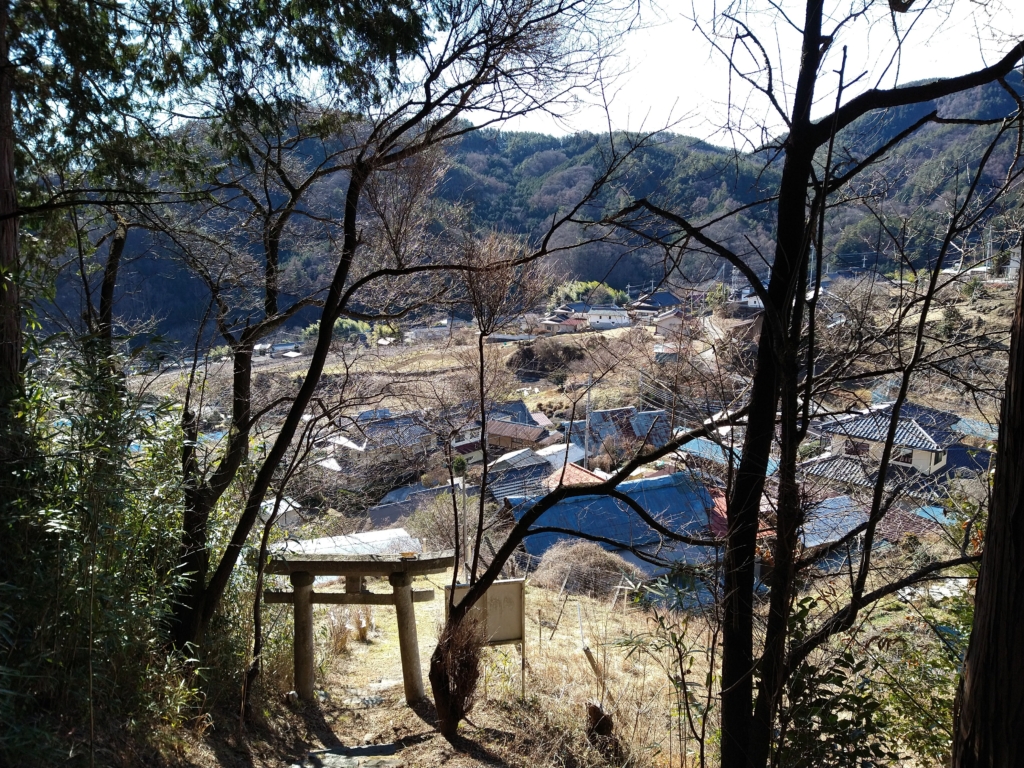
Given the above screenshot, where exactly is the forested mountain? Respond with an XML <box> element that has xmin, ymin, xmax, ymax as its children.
<box><xmin>65</xmin><ymin>74</ymin><xmax>1024</xmax><ymax>345</ymax></box>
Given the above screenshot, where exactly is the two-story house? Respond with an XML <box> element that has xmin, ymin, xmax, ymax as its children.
<box><xmin>801</xmin><ymin>402</ymin><xmax>991</xmax><ymax>503</ymax></box>
<box><xmin>629</xmin><ymin>291</ymin><xmax>683</xmax><ymax>321</ymax></box>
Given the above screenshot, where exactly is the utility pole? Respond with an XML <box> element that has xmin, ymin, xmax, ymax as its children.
<box><xmin>584</xmin><ymin>373</ymin><xmax>592</xmax><ymax>470</ymax></box>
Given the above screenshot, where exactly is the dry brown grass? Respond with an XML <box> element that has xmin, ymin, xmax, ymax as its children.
<box><xmin>178</xmin><ymin>570</ymin><xmax>711</xmax><ymax>768</ymax></box>
<box><xmin>532</xmin><ymin>541</ymin><xmax>645</xmax><ymax>598</ymax></box>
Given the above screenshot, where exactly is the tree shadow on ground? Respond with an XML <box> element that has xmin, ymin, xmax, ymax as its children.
<box><xmin>408</xmin><ymin>698</ymin><xmax>514</xmax><ymax>766</ymax></box>
<box><xmin>302</xmin><ymin>704</ymin><xmax>345</xmax><ymax>750</ymax></box>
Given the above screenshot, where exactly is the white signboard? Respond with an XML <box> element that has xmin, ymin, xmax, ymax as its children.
<box><xmin>445</xmin><ymin>578</ymin><xmax>525</xmax><ymax>646</ymax></box>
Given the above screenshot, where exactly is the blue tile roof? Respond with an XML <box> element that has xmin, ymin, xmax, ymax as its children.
<box><xmin>800</xmin><ymin>443</ymin><xmax>991</xmax><ymax>500</ymax></box>
<box><xmin>953</xmin><ymin>417</ymin><xmax>998</xmax><ymax>441</ymax></box>
<box><xmin>507</xmin><ymin>473</ymin><xmax>714</xmax><ymax>563</ymax></box>
<box><xmin>677</xmin><ymin>435</ymin><xmax>779</xmax><ymax>475</ymax></box>
<box><xmin>490</xmin><ymin>399</ymin><xmax>537</xmax><ymax>426</ymax></box>
<box><xmin>560</xmin><ymin>301</ymin><xmax>591</xmax><ymax>313</ymax></box>
<box><xmin>637</xmin><ymin>291</ymin><xmax>681</xmax><ymax>308</ymax></box>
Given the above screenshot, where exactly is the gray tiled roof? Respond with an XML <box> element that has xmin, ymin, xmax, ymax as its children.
<box><xmin>566</xmin><ymin>407</ymin><xmax>673</xmax><ymax>455</ymax></box>
<box><xmin>820</xmin><ymin>403</ymin><xmax>962</xmax><ymax>451</ymax></box>
<box><xmin>800</xmin><ymin>443</ymin><xmax>991</xmax><ymax>501</ymax></box>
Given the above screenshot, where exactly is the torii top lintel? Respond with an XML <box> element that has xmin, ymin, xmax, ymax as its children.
<box><xmin>263</xmin><ymin>550</ymin><xmax>455</xmax><ymax>577</ymax></box>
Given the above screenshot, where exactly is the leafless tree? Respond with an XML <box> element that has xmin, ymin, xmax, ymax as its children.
<box><xmin>431</xmin><ymin>1</ymin><xmax>1024</xmax><ymax>762</ymax></box>
<box><xmin>156</xmin><ymin>0</ymin><xmax>633</xmax><ymax>648</ymax></box>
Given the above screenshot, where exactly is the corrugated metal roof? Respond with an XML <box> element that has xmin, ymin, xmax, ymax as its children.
<box><xmin>508</xmin><ymin>473</ymin><xmax>714</xmax><ymax>562</ymax></box>
<box><xmin>486</xmin><ymin>419</ymin><xmax>546</xmax><ymax>442</ymax></box>
<box><xmin>275</xmin><ymin>527</ymin><xmax>421</xmax><ymax>556</ymax></box>
<box><xmin>954</xmin><ymin>417</ymin><xmax>998</xmax><ymax>440</ymax></box>
<box><xmin>488</xmin><ymin>448</ymin><xmax>550</xmax><ymax>472</ymax></box>
<box><xmin>487</xmin><ymin>462</ymin><xmax>552</xmax><ymax>502</ymax></box>
<box><xmin>802</xmin><ymin>496</ymin><xmax>868</xmax><ymax>549</ymax></box>
<box><xmin>536</xmin><ymin>442</ymin><xmax>586</xmax><ymax>467</ymax></box>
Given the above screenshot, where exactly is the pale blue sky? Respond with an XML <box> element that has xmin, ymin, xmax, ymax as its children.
<box><xmin>493</xmin><ymin>1</ymin><xmax>1021</xmax><ymax>141</ymax></box>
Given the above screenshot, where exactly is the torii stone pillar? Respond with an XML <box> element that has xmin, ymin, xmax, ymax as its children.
<box><xmin>263</xmin><ymin>551</ymin><xmax>454</xmax><ymax>704</ymax></box>
<box><xmin>389</xmin><ymin>571</ymin><xmax>424</xmax><ymax>703</ymax></box>
<box><xmin>290</xmin><ymin>571</ymin><xmax>316</xmax><ymax>701</ymax></box>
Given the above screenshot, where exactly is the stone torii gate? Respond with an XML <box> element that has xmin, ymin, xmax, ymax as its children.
<box><xmin>264</xmin><ymin>551</ymin><xmax>455</xmax><ymax>703</ymax></box>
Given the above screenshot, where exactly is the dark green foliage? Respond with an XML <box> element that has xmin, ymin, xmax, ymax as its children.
<box><xmin>0</xmin><ymin>340</ymin><xmax>199</xmax><ymax>764</ymax></box>
<box><xmin>56</xmin><ymin>73</ymin><xmax>1024</xmax><ymax>346</ymax></box>
<box><xmin>776</xmin><ymin>599</ymin><xmax>897</xmax><ymax>768</ymax></box>
<box><xmin>302</xmin><ymin>317</ymin><xmax>372</xmax><ymax>341</ymax></box>
<box><xmin>185</xmin><ymin>0</ymin><xmax>428</xmax><ymax>107</ymax></box>
<box><xmin>8</xmin><ymin>0</ymin><xmax>184</xmax><ymax>152</ymax></box>
<box><xmin>451</xmin><ymin>456</ymin><xmax>467</xmax><ymax>477</ymax></box>
<box><xmin>937</xmin><ymin>304</ymin><xmax>966</xmax><ymax>339</ymax></box>
<box><xmin>550</xmin><ymin>280</ymin><xmax>627</xmax><ymax>307</ymax></box>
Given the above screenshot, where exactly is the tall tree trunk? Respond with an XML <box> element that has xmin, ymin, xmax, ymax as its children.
<box><xmin>0</xmin><ymin>1</ymin><xmax>21</xmax><ymax>413</ymax></box>
<box><xmin>170</xmin><ymin>344</ymin><xmax>253</xmax><ymax>647</ymax></box>
<box><xmin>750</xmin><ymin>252</ymin><xmax>810</xmax><ymax>766</ymax></box>
<box><xmin>171</xmin><ymin>406</ymin><xmax>210</xmax><ymax>649</ymax></box>
<box><xmin>719</xmin><ymin>15</ymin><xmax>821</xmax><ymax>768</ymax></box>
<box><xmin>953</xmin><ymin>268</ymin><xmax>1024</xmax><ymax>766</ymax></box>
<box><xmin>98</xmin><ymin>216</ymin><xmax>128</xmax><ymax>350</ymax></box>
<box><xmin>189</xmin><ymin>163</ymin><xmax>370</xmax><ymax>642</ymax></box>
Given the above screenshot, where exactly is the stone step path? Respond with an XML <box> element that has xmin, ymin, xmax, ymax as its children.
<box><xmin>288</xmin><ymin>744</ymin><xmax>404</xmax><ymax>768</ymax></box>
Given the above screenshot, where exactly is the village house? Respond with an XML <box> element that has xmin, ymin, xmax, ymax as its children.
<box><xmin>556</xmin><ymin>301</ymin><xmax>592</xmax><ymax>319</ymax></box>
<box><xmin>586</xmin><ymin>305</ymin><xmax>630</xmax><ymax>330</ymax></box>
<box><xmin>328</xmin><ymin>408</ymin><xmax>437</xmax><ymax>465</ymax></box>
<box><xmin>564</xmin><ymin>407</ymin><xmax>673</xmax><ymax>459</ymax></box>
<box><xmin>486</xmin><ymin>418</ymin><xmax>548</xmax><ymax>453</ymax></box>
<box><xmin>539</xmin><ymin>315</ymin><xmax>586</xmax><ymax>334</ymax></box>
<box><xmin>535</xmin><ymin>441</ymin><xmax>586</xmax><ymax>470</ymax></box>
<box><xmin>505</xmin><ymin>472</ymin><xmax>716</xmax><ymax>573</ymax></box>
<box><xmin>403</xmin><ymin>325</ymin><xmax>451</xmax><ymax>344</ymax></box>
<box><xmin>431</xmin><ymin>399</ymin><xmax>541</xmax><ymax>464</ymax></box>
<box><xmin>653</xmin><ymin>308</ymin><xmax>689</xmax><ymax>339</ymax></box>
<box><xmin>486</xmin><ymin>448</ymin><xmax>554</xmax><ymax>502</ymax></box>
<box><xmin>800</xmin><ymin>402</ymin><xmax>992</xmax><ymax>504</ymax></box>
<box><xmin>366</xmin><ymin>480</ymin><xmax>479</xmax><ymax>528</ymax></box>
<box><xmin>672</xmin><ymin>279</ymin><xmax>722</xmax><ymax>312</ymax></box>
<box><xmin>628</xmin><ymin>290</ymin><xmax>683</xmax><ymax>321</ymax></box>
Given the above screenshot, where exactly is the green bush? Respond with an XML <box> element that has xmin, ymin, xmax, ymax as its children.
<box><xmin>0</xmin><ymin>341</ymin><xmax>206</xmax><ymax>764</ymax></box>
<box><xmin>301</xmin><ymin>317</ymin><xmax>372</xmax><ymax>342</ymax></box>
